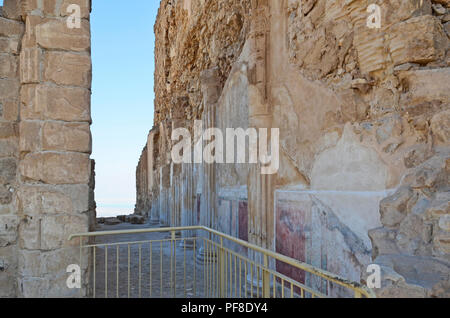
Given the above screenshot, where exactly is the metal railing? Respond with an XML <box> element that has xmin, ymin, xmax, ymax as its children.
<box><xmin>69</xmin><ymin>226</ymin><xmax>375</xmax><ymax>298</ymax></box>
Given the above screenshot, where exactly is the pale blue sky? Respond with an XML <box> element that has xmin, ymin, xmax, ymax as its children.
<box><xmin>91</xmin><ymin>1</ymin><xmax>157</xmax><ymax>215</ymax></box>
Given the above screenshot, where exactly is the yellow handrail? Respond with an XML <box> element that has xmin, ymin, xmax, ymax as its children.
<box><xmin>69</xmin><ymin>225</ymin><xmax>375</xmax><ymax>298</ymax></box>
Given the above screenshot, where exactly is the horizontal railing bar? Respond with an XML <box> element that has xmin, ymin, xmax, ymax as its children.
<box><xmin>81</xmin><ymin>237</ymin><xmax>199</xmax><ymax>249</ymax></box>
<box><xmin>69</xmin><ymin>226</ymin><xmax>204</xmax><ymax>240</ymax></box>
<box><xmin>69</xmin><ymin>225</ymin><xmax>374</xmax><ymax>298</ymax></box>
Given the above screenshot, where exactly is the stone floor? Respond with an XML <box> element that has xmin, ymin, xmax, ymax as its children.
<box><xmin>91</xmin><ymin>222</ymin><xmax>211</xmax><ymax>298</ymax></box>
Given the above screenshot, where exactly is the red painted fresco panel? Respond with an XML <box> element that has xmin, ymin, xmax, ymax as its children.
<box><xmin>276</xmin><ymin>205</ymin><xmax>306</xmax><ymax>284</ymax></box>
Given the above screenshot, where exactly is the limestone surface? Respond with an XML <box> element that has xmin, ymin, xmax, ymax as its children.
<box><xmin>136</xmin><ymin>0</ymin><xmax>450</xmax><ymax>298</ymax></box>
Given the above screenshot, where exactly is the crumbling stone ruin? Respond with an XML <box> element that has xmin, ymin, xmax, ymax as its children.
<box><xmin>135</xmin><ymin>0</ymin><xmax>450</xmax><ymax>297</ymax></box>
<box><xmin>0</xmin><ymin>0</ymin><xmax>448</xmax><ymax>298</ymax></box>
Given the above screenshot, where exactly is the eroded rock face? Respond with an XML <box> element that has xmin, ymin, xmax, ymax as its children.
<box><xmin>369</xmin><ymin>155</ymin><xmax>450</xmax><ymax>297</ymax></box>
<box><xmin>285</xmin><ymin>1</ymin><xmax>449</xmax><ymax>297</ymax></box>
<box><xmin>132</xmin><ymin>0</ymin><xmax>450</xmax><ymax>297</ymax></box>
<box><xmin>135</xmin><ymin>0</ymin><xmax>450</xmax><ymax>297</ymax></box>
<box><xmin>153</xmin><ymin>0</ymin><xmax>251</xmax><ymax>126</ymax></box>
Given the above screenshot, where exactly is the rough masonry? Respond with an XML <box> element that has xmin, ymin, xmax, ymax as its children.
<box><xmin>135</xmin><ymin>0</ymin><xmax>450</xmax><ymax>297</ymax></box>
<box><xmin>0</xmin><ymin>0</ymin><xmax>94</xmax><ymax>297</ymax></box>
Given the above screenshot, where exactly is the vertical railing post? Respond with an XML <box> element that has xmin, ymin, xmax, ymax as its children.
<box><xmin>79</xmin><ymin>236</ymin><xmax>83</xmax><ymax>298</ymax></box>
<box><xmin>263</xmin><ymin>254</ymin><xmax>270</xmax><ymax>298</ymax></box>
<box><xmin>219</xmin><ymin>237</ymin><xmax>225</xmax><ymax>298</ymax></box>
<box><xmin>171</xmin><ymin>230</ymin><xmax>176</xmax><ymax>297</ymax></box>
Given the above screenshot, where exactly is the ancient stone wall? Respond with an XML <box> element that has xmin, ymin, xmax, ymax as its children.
<box><xmin>0</xmin><ymin>0</ymin><xmax>23</xmax><ymax>298</ymax></box>
<box><xmin>137</xmin><ymin>0</ymin><xmax>450</xmax><ymax>297</ymax></box>
<box><xmin>0</xmin><ymin>0</ymin><xmax>94</xmax><ymax>297</ymax></box>
<box><xmin>135</xmin><ymin>145</ymin><xmax>149</xmax><ymax>217</ymax></box>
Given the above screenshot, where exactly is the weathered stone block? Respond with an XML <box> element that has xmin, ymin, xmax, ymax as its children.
<box><xmin>19</xmin><ymin>121</ymin><xmax>41</xmax><ymax>152</ymax></box>
<box><xmin>41</xmin><ymin>0</ymin><xmax>90</xmax><ymax>18</ymax></box>
<box><xmin>20</xmin><ymin>152</ymin><xmax>91</xmax><ymax>185</ymax></box>
<box><xmin>0</xmin><ymin>54</ymin><xmax>18</xmax><ymax>78</ymax></box>
<box><xmin>0</xmin><ymin>53</ymin><xmax>18</xmax><ymax>77</ymax></box>
<box><xmin>21</xmin><ymin>84</ymin><xmax>91</xmax><ymax>122</ymax></box>
<box><xmin>404</xmin><ymin>144</ymin><xmax>433</xmax><ymax>168</ymax></box>
<box><xmin>36</xmin><ymin>19</ymin><xmax>90</xmax><ymax>52</ymax></box>
<box><xmin>402</xmin><ymin>156</ymin><xmax>448</xmax><ymax>190</ymax></box>
<box><xmin>0</xmin><ymin>268</ymin><xmax>17</xmax><ymax>297</ymax></box>
<box><xmin>380</xmin><ymin>187</ymin><xmax>412</xmax><ymax>229</ymax></box>
<box><xmin>378</xmin><ymin>0</ymin><xmax>432</xmax><ymax>26</ymax></box>
<box><xmin>41</xmin><ymin>247</ymin><xmax>87</xmax><ymax>276</ymax></box>
<box><xmin>0</xmin><ymin>203</ymin><xmax>13</xmax><ymax>215</ymax></box>
<box><xmin>20</xmin><ymin>48</ymin><xmax>41</xmax><ymax>84</ymax></box>
<box><xmin>46</xmin><ymin>270</ymin><xmax>87</xmax><ymax>298</ymax></box>
<box><xmin>0</xmin><ymin>215</ymin><xmax>19</xmax><ymax>247</ymax></box>
<box><xmin>0</xmin><ymin>158</ymin><xmax>16</xmax><ymax>184</ymax></box>
<box><xmin>20</xmin><ymin>0</ymin><xmax>39</xmax><ymax>16</ymax></box>
<box><xmin>61</xmin><ymin>0</ymin><xmax>91</xmax><ymax>18</ymax></box>
<box><xmin>18</xmin><ymin>184</ymin><xmax>90</xmax><ymax>216</ymax></box>
<box><xmin>18</xmin><ymin>216</ymin><xmax>40</xmax><ymax>250</ymax></box>
<box><xmin>17</xmin><ymin>250</ymin><xmax>41</xmax><ymax>277</ymax></box>
<box><xmin>1</xmin><ymin>100</ymin><xmax>19</xmax><ymax>121</ymax></box>
<box><xmin>0</xmin><ymin>245</ymin><xmax>17</xmax><ymax>297</ymax></box>
<box><xmin>396</xmin><ymin>211</ymin><xmax>432</xmax><ymax>255</ymax></box>
<box><xmin>0</xmin><ymin>37</ymin><xmax>20</xmax><ymax>54</ymax></box>
<box><xmin>42</xmin><ymin>122</ymin><xmax>91</xmax><ymax>153</ymax></box>
<box><xmin>389</xmin><ymin>15</ymin><xmax>447</xmax><ymax>65</ymax></box>
<box><xmin>20</xmin><ymin>277</ymin><xmax>49</xmax><ymax>298</ymax></box>
<box><xmin>0</xmin><ymin>17</ymin><xmax>24</xmax><ymax>38</ymax></box>
<box><xmin>354</xmin><ymin>28</ymin><xmax>387</xmax><ymax>75</ymax></box>
<box><xmin>19</xmin><ymin>84</ymin><xmax>39</xmax><ymax>119</ymax></box>
<box><xmin>2</xmin><ymin>0</ymin><xmax>23</xmax><ymax>20</ymax></box>
<box><xmin>0</xmin><ymin>185</ymin><xmax>13</xmax><ymax>205</ymax></box>
<box><xmin>430</xmin><ymin>109</ymin><xmax>450</xmax><ymax>147</ymax></box>
<box><xmin>0</xmin><ymin>79</ymin><xmax>20</xmax><ymax>100</ymax></box>
<box><xmin>399</xmin><ymin>68</ymin><xmax>450</xmax><ymax>105</ymax></box>
<box><xmin>0</xmin><ymin>122</ymin><xmax>17</xmax><ymax>139</ymax></box>
<box><xmin>44</xmin><ymin>52</ymin><xmax>91</xmax><ymax>87</ymax></box>
<box><xmin>0</xmin><ymin>139</ymin><xmax>18</xmax><ymax>158</ymax></box>
<box><xmin>18</xmin><ymin>248</ymin><xmax>88</xmax><ymax>284</ymax></box>
<box><xmin>41</xmin><ymin>214</ymin><xmax>88</xmax><ymax>250</ymax></box>
<box><xmin>41</xmin><ymin>0</ymin><xmax>60</xmax><ymax>16</ymax></box>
